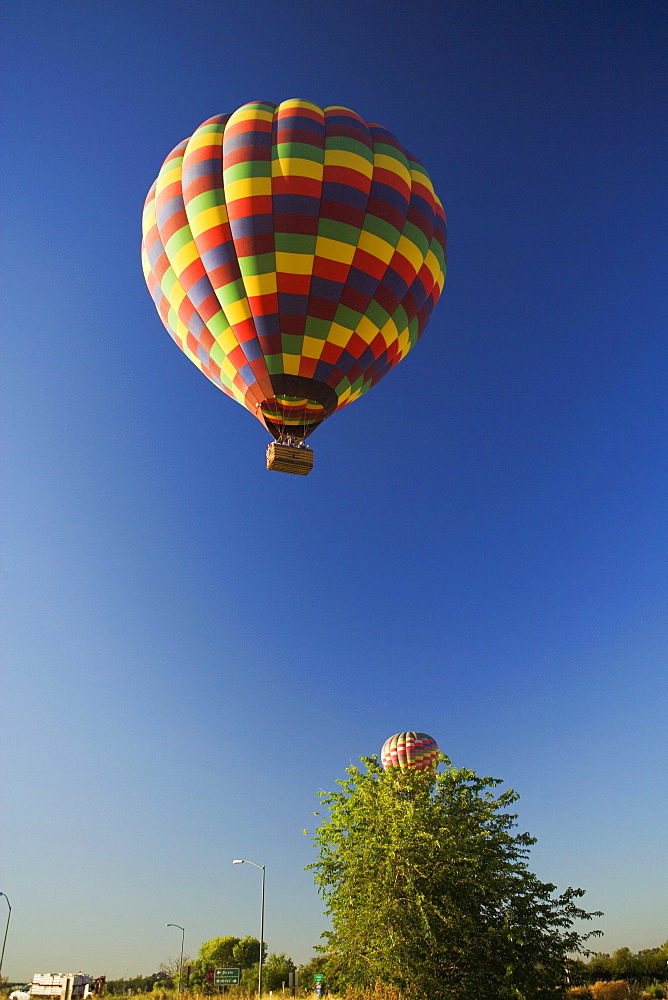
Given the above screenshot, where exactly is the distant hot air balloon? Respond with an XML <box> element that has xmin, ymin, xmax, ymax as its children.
<box><xmin>141</xmin><ymin>100</ymin><xmax>447</xmax><ymax>475</ymax></box>
<box><xmin>381</xmin><ymin>732</ymin><xmax>439</xmax><ymax>772</ymax></box>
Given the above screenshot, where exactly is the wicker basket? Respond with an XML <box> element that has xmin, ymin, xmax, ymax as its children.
<box><xmin>266</xmin><ymin>442</ymin><xmax>314</xmax><ymax>475</ymax></box>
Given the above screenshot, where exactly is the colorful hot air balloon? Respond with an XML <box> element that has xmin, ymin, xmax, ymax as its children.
<box><xmin>141</xmin><ymin>100</ymin><xmax>447</xmax><ymax>474</ymax></box>
<box><xmin>381</xmin><ymin>732</ymin><xmax>439</xmax><ymax>772</ymax></box>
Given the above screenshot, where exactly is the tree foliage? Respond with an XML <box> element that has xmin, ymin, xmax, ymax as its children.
<box><xmin>187</xmin><ymin>936</ymin><xmax>267</xmax><ymax>992</ymax></box>
<box><xmin>298</xmin><ymin>955</ymin><xmax>330</xmax><ymax>994</ymax></box>
<box><xmin>577</xmin><ymin>942</ymin><xmax>668</xmax><ymax>986</ymax></box>
<box><xmin>104</xmin><ymin>974</ymin><xmax>172</xmax><ymax>995</ymax></box>
<box><xmin>309</xmin><ymin>754</ymin><xmax>602</xmax><ymax>1000</ymax></box>
<box><xmin>262</xmin><ymin>954</ymin><xmax>296</xmax><ymax>992</ymax></box>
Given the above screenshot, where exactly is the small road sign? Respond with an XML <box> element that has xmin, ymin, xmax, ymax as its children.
<box><xmin>314</xmin><ymin>974</ymin><xmax>324</xmax><ymax>983</ymax></box>
<box><xmin>214</xmin><ymin>969</ymin><xmax>240</xmax><ymax>986</ymax></box>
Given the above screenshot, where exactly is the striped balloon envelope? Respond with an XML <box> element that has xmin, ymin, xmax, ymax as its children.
<box><xmin>381</xmin><ymin>732</ymin><xmax>440</xmax><ymax>772</ymax></box>
<box><xmin>141</xmin><ymin>99</ymin><xmax>447</xmax><ymax>461</ymax></box>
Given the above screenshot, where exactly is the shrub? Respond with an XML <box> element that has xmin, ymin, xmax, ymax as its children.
<box><xmin>340</xmin><ymin>985</ymin><xmax>404</xmax><ymax>1000</ymax></box>
<box><xmin>590</xmin><ymin>982</ymin><xmax>639</xmax><ymax>999</ymax></box>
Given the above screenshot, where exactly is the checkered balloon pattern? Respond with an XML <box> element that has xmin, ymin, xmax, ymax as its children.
<box><xmin>141</xmin><ymin>100</ymin><xmax>447</xmax><ymax>441</ymax></box>
<box><xmin>381</xmin><ymin>732</ymin><xmax>440</xmax><ymax>772</ymax></box>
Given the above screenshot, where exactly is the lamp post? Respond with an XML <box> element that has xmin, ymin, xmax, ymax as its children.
<box><xmin>232</xmin><ymin>860</ymin><xmax>265</xmax><ymax>997</ymax></box>
<box><xmin>166</xmin><ymin>924</ymin><xmax>185</xmax><ymax>994</ymax></box>
<box><xmin>0</xmin><ymin>893</ymin><xmax>11</xmax><ymax>980</ymax></box>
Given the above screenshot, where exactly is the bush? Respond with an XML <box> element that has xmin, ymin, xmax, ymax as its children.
<box><xmin>340</xmin><ymin>986</ymin><xmax>404</xmax><ymax>1000</ymax></box>
<box><xmin>590</xmin><ymin>982</ymin><xmax>639</xmax><ymax>999</ymax></box>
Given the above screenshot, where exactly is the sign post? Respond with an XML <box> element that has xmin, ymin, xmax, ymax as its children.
<box><xmin>214</xmin><ymin>970</ymin><xmax>240</xmax><ymax>987</ymax></box>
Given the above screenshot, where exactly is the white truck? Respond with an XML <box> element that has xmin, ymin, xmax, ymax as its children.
<box><xmin>11</xmin><ymin>975</ymin><xmax>105</xmax><ymax>1000</ymax></box>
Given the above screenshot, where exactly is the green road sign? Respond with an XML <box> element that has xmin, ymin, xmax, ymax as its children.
<box><xmin>314</xmin><ymin>975</ymin><xmax>324</xmax><ymax>983</ymax></box>
<box><xmin>214</xmin><ymin>969</ymin><xmax>240</xmax><ymax>985</ymax></box>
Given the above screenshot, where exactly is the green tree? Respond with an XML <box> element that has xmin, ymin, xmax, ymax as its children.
<box><xmin>298</xmin><ymin>955</ymin><xmax>332</xmax><ymax>994</ymax></box>
<box><xmin>585</xmin><ymin>954</ymin><xmax>614</xmax><ymax>983</ymax></box>
<box><xmin>189</xmin><ymin>936</ymin><xmax>238</xmax><ymax>992</ymax></box>
<box><xmin>239</xmin><ymin>967</ymin><xmax>260</xmax><ymax>993</ymax></box>
<box><xmin>233</xmin><ymin>936</ymin><xmax>266</xmax><ymax>969</ymax></box>
<box><xmin>105</xmin><ymin>973</ymin><xmax>172</xmax><ymax>995</ymax></box>
<box><xmin>582</xmin><ymin>942</ymin><xmax>668</xmax><ymax>987</ymax></box>
<box><xmin>261</xmin><ymin>954</ymin><xmax>295</xmax><ymax>992</ymax></box>
<box><xmin>610</xmin><ymin>947</ymin><xmax>641</xmax><ymax>982</ymax></box>
<box><xmin>188</xmin><ymin>935</ymin><xmax>267</xmax><ymax>992</ymax></box>
<box><xmin>309</xmin><ymin>754</ymin><xmax>602</xmax><ymax>1000</ymax></box>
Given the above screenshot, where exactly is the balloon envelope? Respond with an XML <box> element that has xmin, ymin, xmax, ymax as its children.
<box><xmin>141</xmin><ymin>99</ymin><xmax>447</xmax><ymax>442</ymax></box>
<box><xmin>381</xmin><ymin>732</ymin><xmax>439</xmax><ymax>772</ymax></box>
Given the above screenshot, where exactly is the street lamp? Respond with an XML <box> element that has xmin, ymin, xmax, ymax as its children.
<box><xmin>166</xmin><ymin>924</ymin><xmax>185</xmax><ymax>994</ymax></box>
<box><xmin>0</xmin><ymin>893</ymin><xmax>11</xmax><ymax>980</ymax></box>
<box><xmin>232</xmin><ymin>860</ymin><xmax>265</xmax><ymax>997</ymax></box>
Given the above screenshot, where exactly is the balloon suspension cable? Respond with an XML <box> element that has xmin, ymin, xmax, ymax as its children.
<box><xmin>295</xmin><ymin>405</ymin><xmax>323</xmax><ymax>446</ymax></box>
<box><xmin>300</xmin><ymin>409</ymin><xmax>321</xmax><ymax>443</ymax></box>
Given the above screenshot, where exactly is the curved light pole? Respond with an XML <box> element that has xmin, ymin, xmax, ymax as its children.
<box><xmin>232</xmin><ymin>860</ymin><xmax>265</xmax><ymax>997</ymax></box>
<box><xmin>166</xmin><ymin>924</ymin><xmax>185</xmax><ymax>994</ymax></box>
<box><xmin>0</xmin><ymin>893</ymin><xmax>11</xmax><ymax>980</ymax></box>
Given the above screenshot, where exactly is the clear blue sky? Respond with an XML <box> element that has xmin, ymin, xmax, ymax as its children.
<box><xmin>2</xmin><ymin>0</ymin><xmax>667</xmax><ymax>981</ymax></box>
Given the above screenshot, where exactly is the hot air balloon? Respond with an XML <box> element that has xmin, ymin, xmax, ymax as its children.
<box><xmin>141</xmin><ymin>100</ymin><xmax>447</xmax><ymax>475</ymax></box>
<box><xmin>381</xmin><ymin>732</ymin><xmax>439</xmax><ymax>772</ymax></box>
